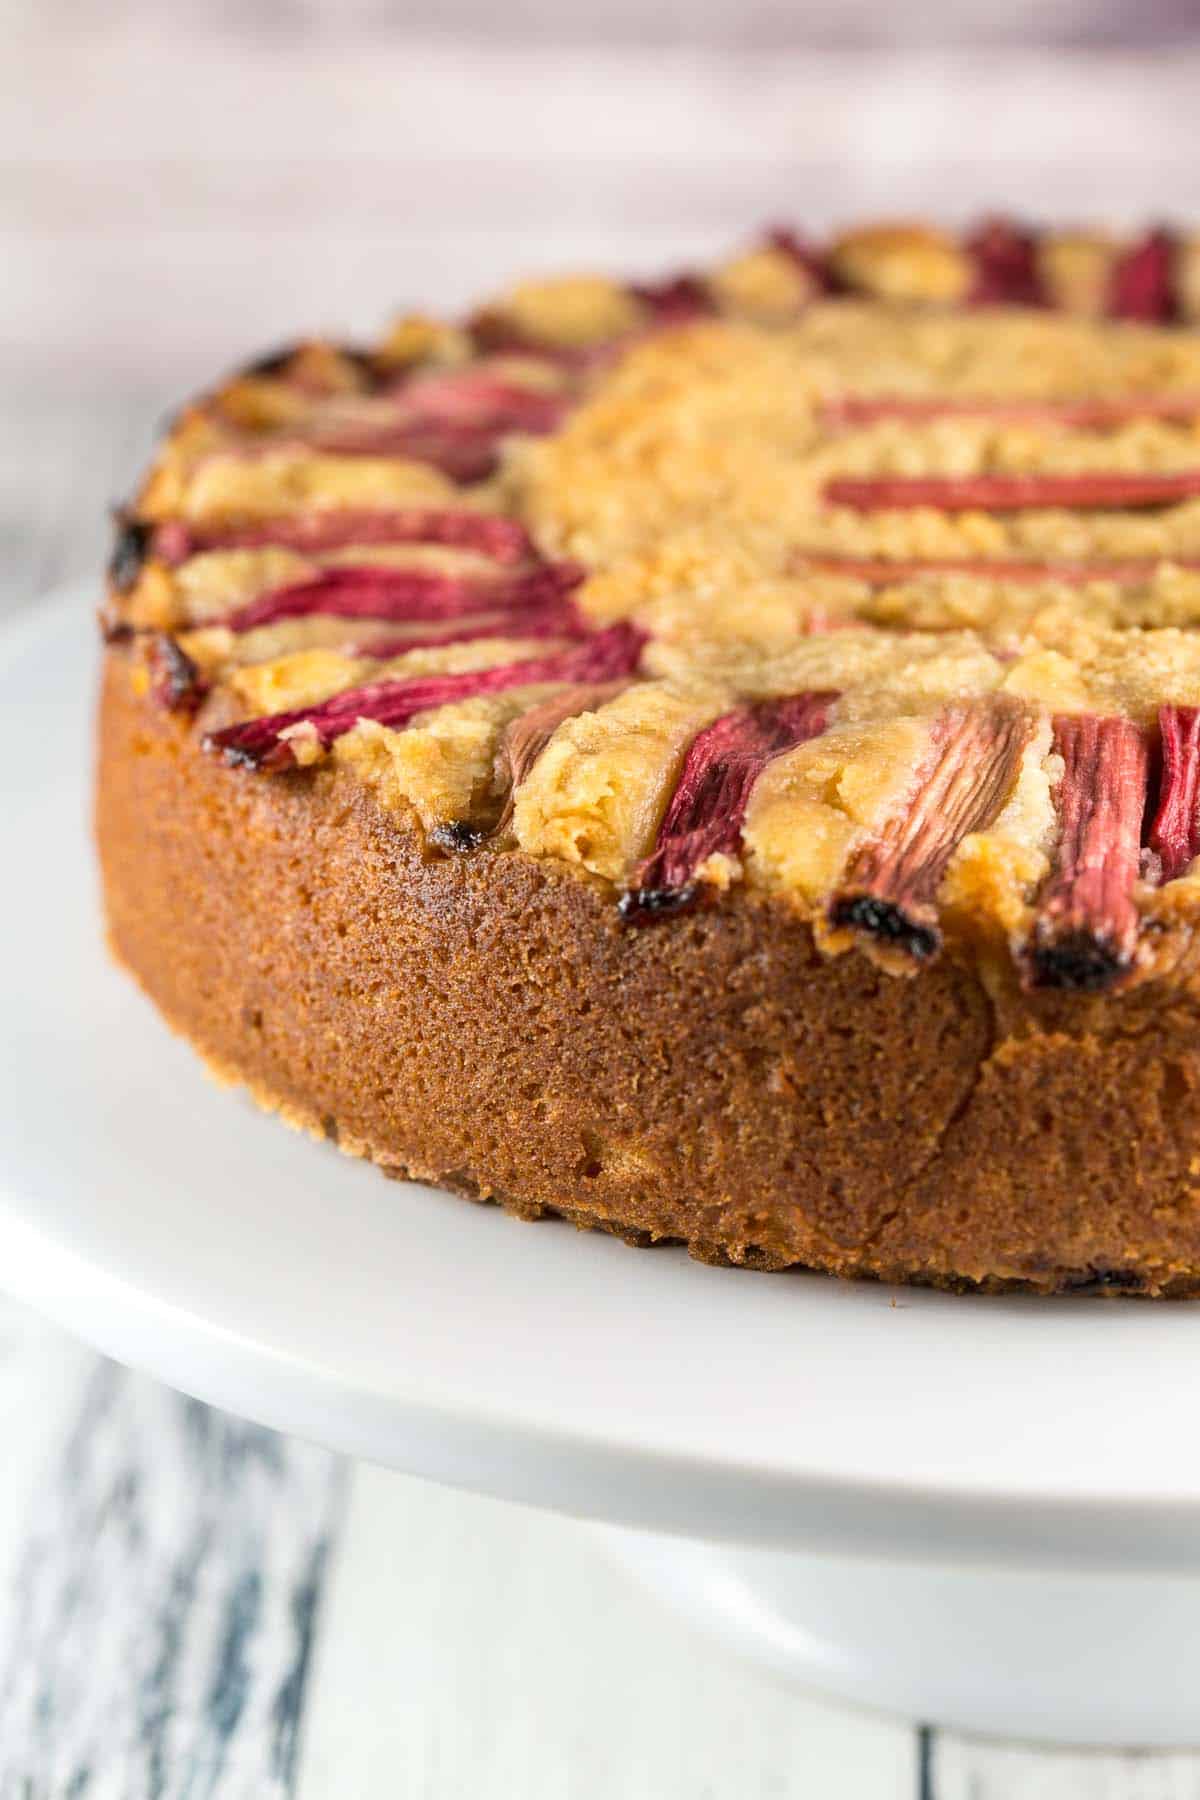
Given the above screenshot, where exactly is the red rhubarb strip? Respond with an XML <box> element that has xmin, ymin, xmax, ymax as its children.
<box><xmin>204</xmin><ymin>622</ymin><xmax>646</xmax><ymax>770</ymax></box>
<box><xmin>790</xmin><ymin>552</ymin><xmax>1200</xmax><ymax>585</ymax></box>
<box><xmin>763</xmin><ymin>227</ymin><xmax>833</xmax><ymax>291</ymax></box>
<box><xmin>153</xmin><ymin>509</ymin><xmax>534</xmax><ymax>567</ymax></box>
<box><xmin>428</xmin><ymin>680</ymin><xmax>629</xmax><ymax>852</ymax></box>
<box><xmin>821</xmin><ymin>393</ymin><xmax>1200</xmax><ymax>429</ymax></box>
<box><xmin>223</xmin><ymin>562</ymin><xmax>584</xmax><ymax>634</ymax></box>
<box><xmin>1109</xmin><ymin>229</ymin><xmax>1178</xmax><ymax>322</ymax></box>
<box><xmin>429</xmin><ymin>680</ymin><xmax>632</xmax><ymax>854</ymax></box>
<box><xmin>824</xmin><ymin>469</ymin><xmax>1200</xmax><ymax>513</ymax></box>
<box><xmin>1027</xmin><ymin>714</ymin><xmax>1150</xmax><ymax>990</ymax></box>
<box><xmin>291</xmin><ymin>419</ymin><xmax>510</xmax><ymax>481</ymax></box>
<box><xmin>1149</xmin><ymin>705</ymin><xmax>1200</xmax><ymax>881</ymax></box>
<box><xmin>629</xmin><ymin>274</ymin><xmax>714</xmax><ymax>325</ymax></box>
<box><xmin>351</xmin><ymin>597</ymin><xmax>587</xmax><ymax>659</ymax></box>
<box><xmin>395</xmin><ymin>370</ymin><xmax>570</xmax><ymax>434</ymax></box>
<box><xmin>830</xmin><ymin>699</ymin><xmax>1033</xmax><ymax>963</ymax></box>
<box><xmin>619</xmin><ymin>693</ymin><xmax>837</xmax><ymax>922</ymax></box>
<box><xmin>966</xmin><ymin>218</ymin><xmax>1045</xmax><ymax>308</ymax></box>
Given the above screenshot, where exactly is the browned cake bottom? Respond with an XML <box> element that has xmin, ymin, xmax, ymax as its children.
<box><xmin>96</xmin><ymin>646</ymin><xmax>1200</xmax><ymax>1297</ymax></box>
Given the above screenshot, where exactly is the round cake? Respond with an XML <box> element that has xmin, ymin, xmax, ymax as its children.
<box><xmin>97</xmin><ymin>219</ymin><xmax>1200</xmax><ymax>1295</ymax></box>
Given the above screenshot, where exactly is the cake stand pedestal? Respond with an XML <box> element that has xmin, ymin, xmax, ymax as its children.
<box><xmin>6</xmin><ymin>587</ymin><xmax>1200</xmax><ymax>1748</ymax></box>
<box><xmin>601</xmin><ymin>1530</ymin><xmax>1200</xmax><ymax>1746</ymax></box>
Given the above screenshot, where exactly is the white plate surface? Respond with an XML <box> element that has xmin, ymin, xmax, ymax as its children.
<box><xmin>6</xmin><ymin>585</ymin><xmax>1200</xmax><ymax>1570</ymax></box>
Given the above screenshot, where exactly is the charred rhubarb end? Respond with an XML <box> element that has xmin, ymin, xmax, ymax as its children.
<box><xmin>223</xmin><ymin>560</ymin><xmax>585</xmax><ymax>635</ymax></box>
<box><xmin>108</xmin><ymin>513</ymin><xmax>151</xmax><ymax>593</ymax></box>
<box><xmin>1026</xmin><ymin>714</ymin><xmax>1150</xmax><ymax>992</ymax></box>
<box><xmin>831</xmin><ymin>698</ymin><xmax>1033</xmax><ymax>968</ymax></box>
<box><xmin>617</xmin><ymin>882</ymin><xmax>700</xmax><ymax>924</ymax></box>
<box><xmin>966</xmin><ymin>217</ymin><xmax>1045</xmax><ymax>308</ymax></box>
<box><xmin>1109</xmin><ymin>229</ymin><xmax>1178</xmax><ymax>321</ymax></box>
<box><xmin>824</xmin><ymin>469</ymin><xmax>1200</xmax><ymax>513</ymax></box>
<box><xmin>146</xmin><ymin>633</ymin><xmax>207</xmax><ymax>713</ymax></box>
<box><xmin>428</xmin><ymin>819</ymin><xmax>488</xmax><ymax>855</ymax></box>
<box><xmin>826</xmin><ymin>894</ymin><xmax>941</xmax><ymax>963</ymax></box>
<box><xmin>203</xmin><ymin>623</ymin><xmax>646</xmax><ymax>772</ymax></box>
<box><xmin>1149</xmin><ymin>705</ymin><xmax>1200</xmax><ymax>883</ymax></box>
<box><xmin>620</xmin><ymin>692</ymin><xmax>837</xmax><ymax>925</ymax></box>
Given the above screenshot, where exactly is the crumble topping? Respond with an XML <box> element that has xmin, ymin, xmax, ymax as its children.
<box><xmin>105</xmin><ymin>220</ymin><xmax>1200</xmax><ymax>991</ymax></box>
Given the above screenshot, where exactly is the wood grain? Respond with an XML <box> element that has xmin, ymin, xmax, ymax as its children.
<box><xmin>0</xmin><ymin>1354</ymin><xmax>345</xmax><ymax>1797</ymax></box>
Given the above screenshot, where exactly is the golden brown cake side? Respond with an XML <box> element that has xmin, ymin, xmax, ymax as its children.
<box><xmin>97</xmin><ymin>642</ymin><xmax>1200</xmax><ymax>1296</ymax></box>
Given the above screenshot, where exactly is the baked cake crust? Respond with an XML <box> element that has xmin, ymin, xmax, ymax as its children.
<box><xmin>95</xmin><ymin>220</ymin><xmax>1200</xmax><ymax>1295</ymax></box>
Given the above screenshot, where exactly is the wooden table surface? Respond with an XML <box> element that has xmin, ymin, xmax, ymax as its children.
<box><xmin>8</xmin><ymin>21</ymin><xmax>1200</xmax><ymax>1787</ymax></box>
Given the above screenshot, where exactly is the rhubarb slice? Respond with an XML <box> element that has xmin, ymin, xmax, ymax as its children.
<box><xmin>430</xmin><ymin>680</ymin><xmax>630</xmax><ymax>853</ymax></box>
<box><xmin>764</xmin><ymin>227</ymin><xmax>833</xmax><ymax>290</ymax></box>
<box><xmin>146</xmin><ymin>633</ymin><xmax>207</xmax><ymax>713</ymax></box>
<box><xmin>825</xmin><ymin>469</ymin><xmax>1200</xmax><ymax>512</ymax></box>
<box><xmin>1109</xmin><ymin>229</ymin><xmax>1178</xmax><ymax>321</ymax></box>
<box><xmin>790</xmin><ymin>552</ymin><xmax>1200</xmax><ymax>585</ymax></box>
<box><xmin>1027</xmin><ymin>714</ymin><xmax>1150</xmax><ymax>990</ymax></box>
<box><xmin>619</xmin><ymin>693</ymin><xmax>837</xmax><ymax>922</ymax></box>
<box><xmin>830</xmin><ymin>699</ymin><xmax>1033</xmax><ymax>963</ymax></box>
<box><xmin>966</xmin><ymin>218</ymin><xmax>1045</xmax><ymax>307</ymax></box>
<box><xmin>821</xmin><ymin>393</ymin><xmax>1200</xmax><ymax>429</ymax></box>
<box><xmin>394</xmin><ymin>370</ymin><xmax>570</xmax><ymax>434</ymax></box>
<box><xmin>152</xmin><ymin>509</ymin><xmax>534</xmax><ymax>567</ymax></box>
<box><xmin>224</xmin><ymin>561</ymin><xmax>584</xmax><ymax>634</ymax></box>
<box><xmin>1149</xmin><ymin>705</ymin><xmax>1200</xmax><ymax>881</ymax></box>
<box><xmin>352</xmin><ymin>598</ymin><xmax>586</xmax><ymax>661</ymax></box>
<box><xmin>204</xmin><ymin>622</ymin><xmax>646</xmax><ymax>770</ymax></box>
<box><xmin>629</xmin><ymin>275</ymin><xmax>714</xmax><ymax>326</ymax></box>
<box><xmin>288</xmin><ymin>418</ymin><xmax>509</xmax><ymax>482</ymax></box>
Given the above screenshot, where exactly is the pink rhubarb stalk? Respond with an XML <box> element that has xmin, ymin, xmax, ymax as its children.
<box><xmin>629</xmin><ymin>274</ymin><xmax>714</xmax><ymax>325</ymax></box>
<box><xmin>351</xmin><ymin>597</ymin><xmax>587</xmax><ymax>660</ymax></box>
<box><xmin>831</xmin><ymin>699</ymin><xmax>1033</xmax><ymax>963</ymax></box>
<box><xmin>966</xmin><ymin>217</ymin><xmax>1045</xmax><ymax>308</ymax></box>
<box><xmin>824</xmin><ymin>469</ymin><xmax>1200</xmax><ymax>513</ymax></box>
<box><xmin>619</xmin><ymin>693</ymin><xmax>837</xmax><ymax>922</ymax></box>
<box><xmin>152</xmin><ymin>509</ymin><xmax>534</xmax><ymax>567</ymax></box>
<box><xmin>1027</xmin><ymin>714</ymin><xmax>1150</xmax><ymax>990</ymax></box>
<box><xmin>790</xmin><ymin>552</ymin><xmax>1200</xmax><ymax>585</ymax></box>
<box><xmin>1149</xmin><ymin>704</ymin><xmax>1200</xmax><ymax>882</ymax></box>
<box><xmin>223</xmin><ymin>561</ymin><xmax>584</xmax><ymax>634</ymax></box>
<box><xmin>204</xmin><ymin>622</ymin><xmax>646</xmax><ymax>770</ymax></box>
<box><xmin>393</xmin><ymin>369</ymin><xmax>570</xmax><ymax>434</ymax></box>
<box><xmin>821</xmin><ymin>393</ymin><xmax>1200</xmax><ymax>429</ymax></box>
<box><xmin>1109</xmin><ymin>229</ymin><xmax>1178</xmax><ymax>322</ymax></box>
<box><xmin>430</xmin><ymin>680</ymin><xmax>631</xmax><ymax>854</ymax></box>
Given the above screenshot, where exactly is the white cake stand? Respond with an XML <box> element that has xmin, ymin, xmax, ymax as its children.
<box><xmin>6</xmin><ymin>586</ymin><xmax>1200</xmax><ymax>1746</ymax></box>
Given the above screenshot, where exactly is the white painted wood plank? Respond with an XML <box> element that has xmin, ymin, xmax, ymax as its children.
<box><xmin>299</xmin><ymin>1462</ymin><xmax>916</xmax><ymax>1800</ymax></box>
<box><xmin>0</xmin><ymin>1355</ymin><xmax>346</xmax><ymax>1797</ymax></box>
<box><xmin>0</xmin><ymin>1303</ymin><xmax>93</xmax><ymax>1607</ymax></box>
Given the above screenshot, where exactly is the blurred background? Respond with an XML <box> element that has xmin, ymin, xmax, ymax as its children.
<box><xmin>4</xmin><ymin>0</ymin><xmax>1200</xmax><ymax>596</ymax></box>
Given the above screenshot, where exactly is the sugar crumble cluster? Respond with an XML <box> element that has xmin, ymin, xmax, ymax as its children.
<box><xmin>105</xmin><ymin>219</ymin><xmax>1200</xmax><ymax>996</ymax></box>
